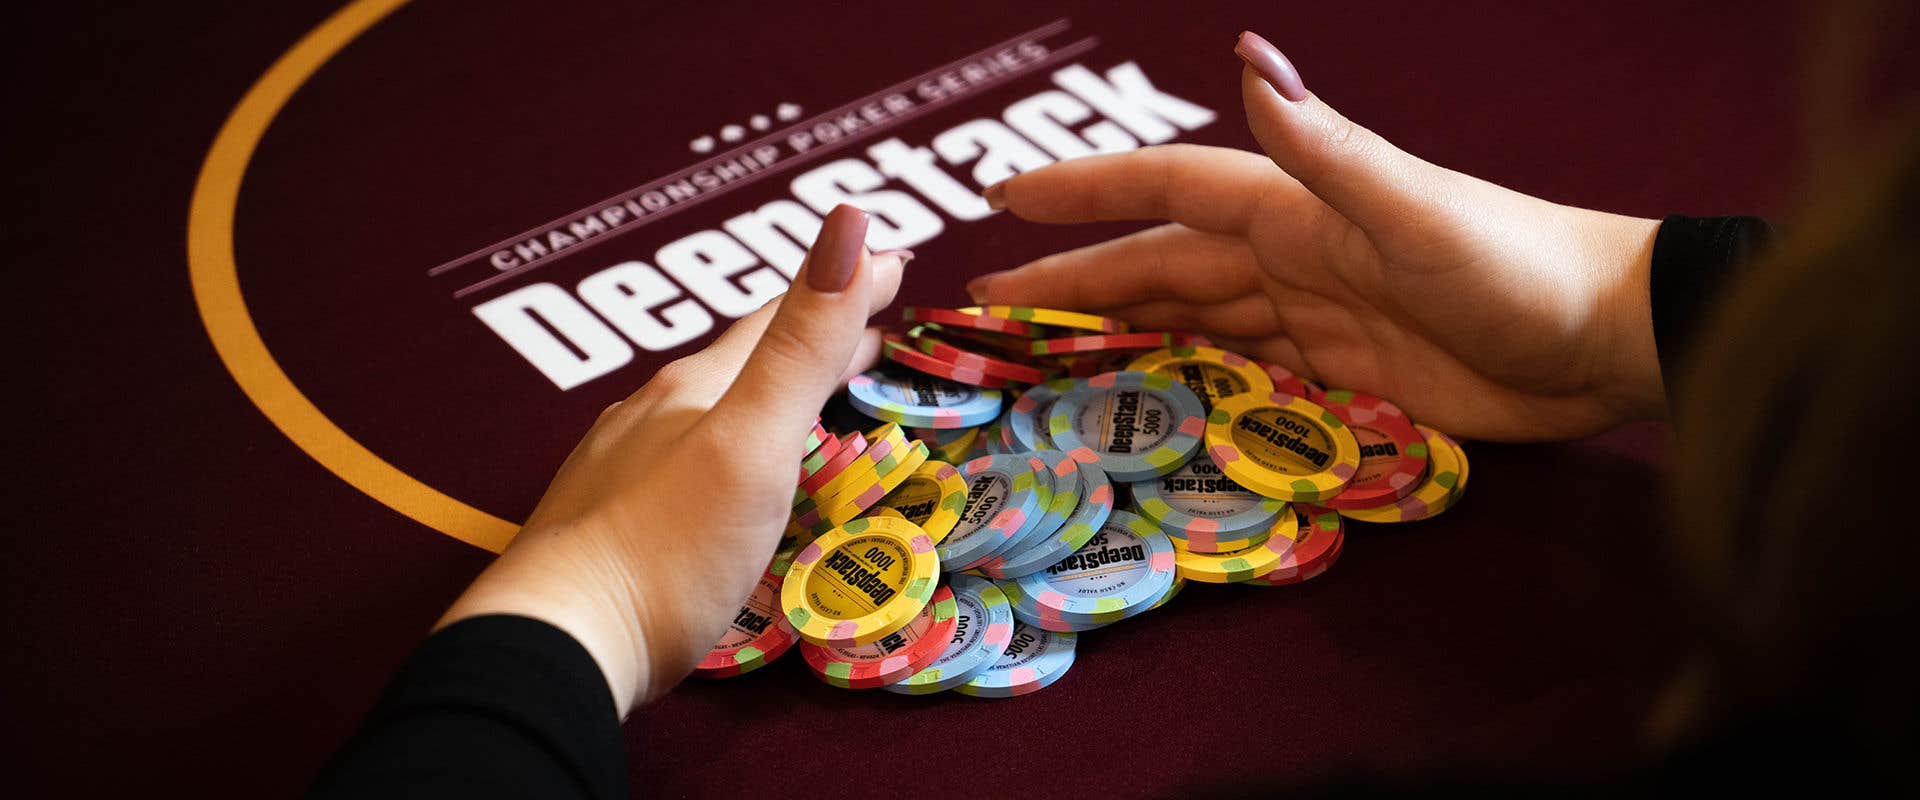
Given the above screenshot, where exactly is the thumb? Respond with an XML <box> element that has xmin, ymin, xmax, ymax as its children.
<box><xmin>1234</xmin><ymin>31</ymin><xmax>1459</xmax><ymax>241</ymax></box>
<box><xmin>707</xmin><ymin>204</ymin><xmax>873</xmax><ymax>452</ymax></box>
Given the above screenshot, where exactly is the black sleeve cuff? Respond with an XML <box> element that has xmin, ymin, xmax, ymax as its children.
<box><xmin>1649</xmin><ymin>214</ymin><xmax>1778</xmax><ymax>393</ymax></box>
<box><xmin>309</xmin><ymin>615</ymin><xmax>628</xmax><ymax>800</ymax></box>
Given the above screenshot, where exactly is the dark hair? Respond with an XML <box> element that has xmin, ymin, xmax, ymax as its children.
<box><xmin>1667</xmin><ymin>122</ymin><xmax>1919</xmax><ymax>778</ymax></box>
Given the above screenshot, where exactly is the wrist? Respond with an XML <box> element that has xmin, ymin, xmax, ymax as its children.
<box><xmin>1590</xmin><ymin>213</ymin><xmax>1668</xmax><ymax>421</ymax></box>
<box><xmin>437</xmin><ymin>523</ymin><xmax>651</xmax><ymax>715</ymax></box>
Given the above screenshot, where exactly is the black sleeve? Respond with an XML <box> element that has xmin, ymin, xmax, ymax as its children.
<box><xmin>309</xmin><ymin>615</ymin><xmax>629</xmax><ymax>800</ymax></box>
<box><xmin>1648</xmin><ymin>214</ymin><xmax>1778</xmax><ymax>393</ymax></box>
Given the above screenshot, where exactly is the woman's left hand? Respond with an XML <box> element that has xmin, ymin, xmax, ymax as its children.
<box><xmin>437</xmin><ymin>205</ymin><xmax>908</xmax><ymax>713</ymax></box>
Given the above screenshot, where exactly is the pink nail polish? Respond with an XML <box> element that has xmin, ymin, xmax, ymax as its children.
<box><xmin>806</xmin><ymin>205</ymin><xmax>868</xmax><ymax>292</ymax></box>
<box><xmin>1235</xmin><ymin>31</ymin><xmax>1308</xmax><ymax>102</ymax></box>
<box><xmin>982</xmin><ymin>181</ymin><xmax>1008</xmax><ymax>211</ymax></box>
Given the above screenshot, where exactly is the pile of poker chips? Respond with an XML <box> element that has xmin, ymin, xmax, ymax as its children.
<box><xmin>695</xmin><ymin>306</ymin><xmax>1469</xmax><ymax>696</ymax></box>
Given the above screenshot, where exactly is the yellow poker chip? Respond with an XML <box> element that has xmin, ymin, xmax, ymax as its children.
<box><xmin>821</xmin><ymin>442</ymin><xmax>930</xmax><ymax>527</ymax></box>
<box><xmin>864</xmin><ymin>460</ymin><xmax>968</xmax><ymax>543</ymax></box>
<box><xmin>809</xmin><ymin>424</ymin><xmax>911</xmax><ymax>503</ymax></box>
<box><xmin>1126</xmin><ymin>346</ymin><xmax>1276</xmax><ymax>413</ymax></box>
<box><xmin>1432</xmin><ymin>429</ymin><xmax>1470</xmax><ymax>512</ymax></box>
<box><xmin>965</xmin><ymin>305</ymin><xmax>1130</xmax><ymax>334</ymax></box>
<box><xmin>1168</xmin><ymin>511</ymin><xmax>1298</xmax><ymax>583</ymax></box>
<box><xmin>1339</xmin><ymin>425</ymin><xmax>1462</xmax><ymax>523</ymax></box>
<box><xmin>1203</xmin><ymin>392</ymin><xmax>1360</xmax><ymax>503</ymax></box>
<box><xmin>780</xmin><ymin>516</ymin><xmax>942</xmax><ymax>648</ymax></box>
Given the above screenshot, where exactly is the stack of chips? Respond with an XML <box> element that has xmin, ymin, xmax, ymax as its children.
<box><xmin>702</xmin><ymin>306</ymin><xmax>1468</xmax><ymax>695</ymax></box>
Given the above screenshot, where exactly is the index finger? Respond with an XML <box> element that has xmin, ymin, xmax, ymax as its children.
<box><xmin>991</xmin><ymin>143</ymin><xmax>1293</xmax><ymax>235</ymax></box>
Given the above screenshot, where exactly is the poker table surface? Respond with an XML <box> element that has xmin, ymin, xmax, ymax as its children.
<box><xmin>12</xmin><ymin>0</ymin><xmax>1837</xmax><ymax>795</ymax></box>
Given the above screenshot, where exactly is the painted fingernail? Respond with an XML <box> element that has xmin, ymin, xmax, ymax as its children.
<box><xmin>1235</xmin><ymin>31</ymin><xmax>1307</xmax><ymax>102</ymax></box>
<box><xmin>982</xmin><ymin>181</ymin><xmax>1008</xmax><ymax>210</ymax></box>
<box><xmin>807</xmin><ymin>204</ymin><xmax>868</xmax><ymax>292</ymax></box>
<box><xmin>874</xmin><ymin>248</ymin><xmax>915</xmax><ymax>265</ymax></box>
<box><xmin>966</xmin><ymin>271</ymin><xmax>1004</xmax><ymax>304</ymax></box>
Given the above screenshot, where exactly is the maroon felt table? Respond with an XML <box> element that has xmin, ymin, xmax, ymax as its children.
<box><xmin>11</xmin><ymin>1</ymin><xmax>1833</xmax><ymax>795</ymax></box>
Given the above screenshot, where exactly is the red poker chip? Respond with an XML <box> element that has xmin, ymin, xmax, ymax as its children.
<box><xmin>693</xmin><ymin>568</ymin><xmax>799</xmax><ymax>678</ymax></box>
<box><xmin>1257</xmin><ymin>361</ymin><xmax>1320</xmax><ymax>398</ymax></box>
<box><xmin>799</xmin><ymin>431</ymin><xmax>869</xmax><ymax>494</ymax></box>
<box><xmin>1054</xmin><ymin>349</ymin><xmax>1150</xmax><ymax>377</ymax></box>
<box><xmin>1311</xmin><ymin>387</ymin><xmax>1429</xmax><ymax>510</ymax></box>
<box><xmin>797</xmin><ymin>429</ymin><xmax>846</xmax><ymax>483</ymax></box>
<box><xmin>1243</xmin><ymin>506</ymin><xmax>1344</xmax><ymax>586</ymax></box>
<box><xmin>920</xmin><ymin>323</ymin><xmax>1047</xmax><ymax>359</ymax></box>
<box><xmin>881</xmin><ymin>334</ymin><xmax>1018</xmax><ymax>388</ymax></box>
<box><xmin>901</xmin><ymin>306</ymin><xmax>1043</xmax><ymax>337</ymax></box>
<box><xmin>799</xmin><ymin>585</ymin><xmax>957</xmax><ymax>688</ymax></box>
<box><xmin>906</xmin><ymin>326</ymin><xmax>1057</xmax><ymax>384</ymax></box>
<box><xmin>1027</xmin><ymin>331</ymin><xmax>1207</xmax><ymax>355</ymax></box>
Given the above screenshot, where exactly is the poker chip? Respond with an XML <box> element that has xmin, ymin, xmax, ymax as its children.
<box><xmin>865</xmin><ymin>459</ymin><xmax>967</xmax><ymax>543</ymax></box>
<box><xmin>882</xmin><ymin>334</ymin><xmax>1019</xmax><ymax>389</ymax></box>
<box><xmin>973</xmin><ymin>305</ymin><xmax>1130</xmax><ymax>334</ymax></box>
<box><xmin>910</xmin><ymin>426</ymin><xmax>980</xmax><ymax>464</ymax></box>
<box><xmin>1057</xmin><ymin>349</ymin><xmax>1149</xmax><ymax>378</ymax></box>
<box><xmin>1243</xmin><ymin>506</ymin><xmax>1344</xmax><ymax>586</ymax></box>
<box><xmin>979</xmin><ymin>451</ymin><xmax>1080</xmax><ymax>566</ymax></box>
<box><xmin>1012</xmin><ymin>510</ymin><xmax>1176</xmax><ymax>626</ymax></box>
<box><xmin>999</xmin><ymin>580</ymin><xmax>1105</xmax><ymax>633</ymax></box>
<box><xmin>1257</xmin><ymin>361</ymin><xmax>1319</xmax><ymax>398</ymax></box>
<box><xmin>1150</xmin><ymin>576</ymin><xmax>1186</xmax><ymax>611</ymax></box>
<box><xmin>935</xmin><ymin>454</ymin><xmax>1045</xmax><ymax>571</ymax></box>
<box><xmin>802</xmin><ymin>441</ymin><xmax>929</xmax><ymax>530</ymax></box>
<box><xmin>1204</xmin><ymin>392</ymin><xmax>1360</xmax><ymax>503</ymax></box>
<box><xmin>1127</xmin><ymin>346</ymin><xmax>1275</xmax><ymax>413</ymax></box>
<box><xmin>1313</xmin><ymin>389</ymin><xmax>1429</xmax><ymax>511</ymax></box>
<box><xmin>953</xmin><ymin>621</ymin><xmax>1077</xmax><ymax>698</ymax></box>
<box><xmin>1047</xmin><ymin>371</ymin><xmax>1207</xmax><ymax>482</ymax></box>
<box><xmin>885</xmin><ymin>575</ymin><xmax>1015</xmax><ymax>695</ymax></box>
<box><xmin>797</xmin><ymin>430</ymin><xmax>845</xmax><ymax>484</ymax></box>
<box><xmin>1028</xmin><ymin>331</ymin><xmax>1190</xmax><ymax>356</ymax></box>
<box><xmin>902</xmin><ymin>306</ymin><xmax>1044</xmax><ymax>337</ymax></box>
<box><xmin>804</xmin><ymin>419</ymin><xmax>831</xmax><ymax>455</ymax></box>
<box><xmin>848</xmin><ymin>367</ymin><xmax>1003</xmax><ymax>429</ymax></box>
<box><xmin>1339</xmin><ymin>425</ymin><xmax>1462</xmax><ymax>523</ymax></box>
<box><xmin>920</xmin><ymin>323</ymin><xmax>1041</xmax><ymax>360</ymax></box>
<box><xmin>801</xmin><ymin>584</ymin><xmax>957</xmax><ymax>689</ymax></box>
<box><xmin>1006</xmin><ymin>378</ymin><xmax>1076</xmax><ymax>451</ymax></box>
<box><xmin>803</xmin><ymin>424</ymin><xmax>908</xmax><ymax>506</ymax></box>
<box><xmin>1432</xmin><ymin>428</ymin><xmax>1470</xmax><ymax>512</ymax></box>
<box><xmin>780</xmin><ymin>516</ymin><xmax>941</xmax><ymax>648</ymax></box>
<box><xmin>907</xmin><ymin>325</ymin><xmax>1056</xmax><ymax>384</ymax></box>
<box><xmin>978</xmin><ymin>453</ymin><xmax>1114</xmax><ymax>579</ymax></box>
<box><xmin>1169</xmin><ymin>512</ymin><xmax>1297</xmax><ymax>583</ymax></box>
<box><xmin>1131</xmin><ymin>456</ymin><xmax>1287</xmax><ymax>553</ymax></box>
<box><xmin>693</xmin><ymin>564</ymin><xmax>799</xmax><ymax>678</ymax></box>
<box><xmin>799</xmin><ymin>431</ymin><xmax>869</xmax><ymax>495</ymax></box>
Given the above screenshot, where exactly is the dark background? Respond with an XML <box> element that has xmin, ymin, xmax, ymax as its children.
<box><xmin>10</xmin><ymin>1</ymin><xmax>1909</xmax><ymax>796</ymax></box>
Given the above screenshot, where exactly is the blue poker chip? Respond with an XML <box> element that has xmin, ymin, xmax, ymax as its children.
<box><xmin>1011</xmin><ymin>510</ymin><xmax>1176</xmax><ymax>626</ymax></box>
<box><xmin>935</xmin><ymin>455</ymin><xmax>1046</xmax><ymax>571</ymax></box>
<box><xmin>848</xmin><ymin>367</ymin><xmax>1003</xmax><ymax>429</ymax></box>
<box><xmin>979</xmin><ymin>452</ymin><xmax>1075</xmax><ymax>565</ymax></box>
<box><xmin>1130</xmin><ymin>456</ymin><xmax>1287</xmax><ymax>549</ymax></box>
<box><xmin>952</xmin><ymin>621</ymin><xmax>1077</xmax><ymax>698</ymax></box>
<box><xmin>884</xmin><ymin>575</ymin><xmax>1016</xmax><ymax>694</ymax></box>
<box><xmin>977</xmin><ymin>454</ymin><xmax>1114</xmax><ymax>579</ymax></box>
<box><xmin>1006</xmin><ymin>378</ymin><xmax>1077</xmax><ymax>451</ymax></box>
<box><xmin>1001</xmin><ymin>579</ymin><xmax>1110</xmax><ymax>633</ymax></box>
<box><xmin>1046</xmin><ymin>371</ymin><xmax>1206</xmax><ymax>482</ymax></box>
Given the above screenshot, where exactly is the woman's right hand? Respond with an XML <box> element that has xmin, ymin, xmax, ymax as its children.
<box><xmin>970</xmin><ymin>31</ymin><xmax>1666</xmax><ymax>442</ymax></box>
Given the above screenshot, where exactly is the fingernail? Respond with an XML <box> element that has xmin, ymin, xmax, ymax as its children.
<box><xmin>807</xmin><ymin>205</ymin><xmax>868</xmax><ymax>292</ymax></box>
<box><xmin>1235</xmin><ymin>31</ymin><xmax>1307</xmax><ymax>102</ymax></box>
<box><xmin>982</xmin><ymin>181</ymin><xmax>1008</xmax><ymax>211</ymax></box>
<box><xmin>874</xmin><ymin>248</ymin><xmax>915</xmax><ymax>265</ymax></box>
<box><xmin>966</xmin><ymin>271</ymin><xmax>1004</xmax><ymax>304</ymax></box>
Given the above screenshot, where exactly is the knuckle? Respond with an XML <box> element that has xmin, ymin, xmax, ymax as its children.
<box><xmin>756</xmin><ymin>322</ymin><xmax>829</xmax><ymax>369</ymax></box>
